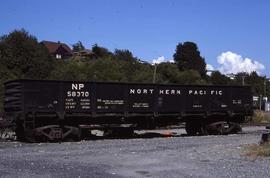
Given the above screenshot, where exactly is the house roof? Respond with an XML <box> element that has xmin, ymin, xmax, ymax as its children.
<box><xmin>73</xmin><ymin>49</ymin><xmax>96</xmax><ymax>57</ymax></box>
<box><xmin>79</xmin><ymin>49</ymin><xmax>94</xmax><ymax>54</ymax></box>
<box><xmin>41</xmin><ymin>41</ymin><xmax>72</xmax><ymax>54</ymax></box>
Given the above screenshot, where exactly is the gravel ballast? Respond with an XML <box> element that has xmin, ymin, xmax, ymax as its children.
<box><xmin>0</xmin><ymin>126</ymin><xmax>269</xmax><ymax>178</ymax></box>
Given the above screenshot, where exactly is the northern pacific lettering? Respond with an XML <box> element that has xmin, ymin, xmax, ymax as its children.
<box><xmin>129</xmin><ymin>88</ymin><xmax>223</xmax><ymax>96</ymax></box>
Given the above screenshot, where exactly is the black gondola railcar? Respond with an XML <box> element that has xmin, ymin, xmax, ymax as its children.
<box><xmin>4</xmin><ymin>79</ymin><xmax>253</xmax><ymax>141</ymax></box>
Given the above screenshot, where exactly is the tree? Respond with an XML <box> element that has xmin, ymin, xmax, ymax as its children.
<box><xmin>92</xmin><ymin>44</ymin><xmax>112</xmax><ymax>58</ymax></box>
<box><xmin>177</xmin><ymin>70</ymin><xmax>206</xmax><ymax>84</ymax></box>
<box><xmin>244</xmin><ymin>71</ymin><xmax>267</xmax><ymax>97</ymax></box>
<box><xmin>72</xmin><ymin>41</ymin><xmax>85</xmax><ymax>52</ymax></box>
<box><xmin>49</xmin><ymin>60</ymin><xmax>88</xmax><ymax>81</ymax></box>
<box><xmin>173</xmin><ymin>41</ymin><xmax>206</xmax><ymax>77</ymax></box>
<box><xmin>114</xmin><ymin>49</ymin><xmax>138</xmax><ymax>61</ymax></box>
<box><xmin>85</xmin><ymin>57</ymin><xmax>128</xmax><ymax>82</ymax></box>
<box><xmin>0</xmin><ymin>29</ymin><xmax>55</xmax><ymax>111</ymax></box>
<box><xmin>210</xmin><ymin>71</ymin><xmax>230</xmax><ymax>85</ymax></box>
<box><xmin>129</xmin><ymin>62</ymin><xmax>153</xmax><ymax>83</ymax></box>
<box><xmin>231</xmin><ymin>72</ymin><xmax>249</xmax><ymax>86</ymax></box>
<box><xmin>228</xmin><ymin>71</ymin><xmax>270</xmax><ymax>98</ymax></box>
<box><xmin>0</xmin><ymin>29</ymin><xmax>54</xmax><ymax>79</ymax></box>
<box><xmin>154</xmin><ymin>62</ymin><xmax>181</xmax><ymax>83</ymax></box>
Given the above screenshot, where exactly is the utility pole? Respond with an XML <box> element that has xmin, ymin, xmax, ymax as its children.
<box><xmin>264</xmin><ymin>79</ymin><xmax>266</xmax><ymax>97</ymax></box>
<box><xmin>153</xmin><ymin>64</ymin><xmax>157</xmax><ymax>83</ymax></box>
<box><xmin>260</xmin><ymin>94</ymin><xmax>262</xmax><ymax>110</ymax></box>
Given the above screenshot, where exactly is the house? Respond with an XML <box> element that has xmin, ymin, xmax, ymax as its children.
<box><xmin>73</xmin><ymin>49</ymin><xmax>97</xmax><ymax>59</ymax></box>
<box><xmin>41</xmin><ymin>41</ymin><xmax>73</xmax><ymax>59</ymax></box>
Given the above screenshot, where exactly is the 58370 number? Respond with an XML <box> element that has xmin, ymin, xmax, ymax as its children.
<box><xmin>67</xmin><ymin>91</ymin><xmax>89</xmax><ymax>97</ymax></box>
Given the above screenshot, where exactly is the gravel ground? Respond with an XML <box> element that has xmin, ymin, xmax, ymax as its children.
<box><xmin>0</xmin><ymin>126</ymin><xmax>270</xmax><ymax>178</ymax></box>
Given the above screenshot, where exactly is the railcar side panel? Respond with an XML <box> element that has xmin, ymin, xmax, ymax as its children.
<box><xmin>4</xmin><ymin>80</ymin><xmax>253</xmax><ymax>116</ymax></box>
<box><xmin>63</xmin><ymin>82</ymin><xmax>92</xmax><ymax>113</ymax></box>
<box><xmin>95</xmin><ymin>83</ymin><xmax>126</xmax><ymax>113</ymax></box>
<box><xmin>127</xmin><ymin>84</ymin><xmax>156</xmax><ymax>113</ymax></box>
<box><xmin>4</xmin><ymin>80</ymin><xmax>253</xmax><ymax>118</ymax></box>
<box><xmin>207</xmin><ymin>87</ymin><xmax>230</xmax><ymax>112</ymax></box>
<box><xmin>156</xmin><ymin>85</ymin><xmax>184</xmax><ymax>113</ymax></box>
<box><xmin>184</xmin><ymin>86</ymin><xmax>209</xmax><ymax>113</ymax></box>
<box><xmin>230</xmin><ymin>87</ymin><xmax>253</xmax><ymax>112</ymax></box>
<box><xmin>23</xmin><ymin>81</ymin><xmax>61</xmax><ymax>112</ymax></box>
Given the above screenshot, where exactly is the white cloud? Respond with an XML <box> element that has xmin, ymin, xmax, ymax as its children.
<box><xmin>206</xmin><ymin>64</ymin><xmax>214</xmax><ymax>76</ymax></box>
<box><xmin>152</xmin><ymin>56</ymin><xmax>174</xmax><ymax>64</ymax></box>
<box><xmin>217</xmin><ymin>51</ymin><xmax>265</xmax><ymax>74</ymax></box>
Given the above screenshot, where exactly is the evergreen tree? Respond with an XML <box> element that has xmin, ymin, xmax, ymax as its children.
<box><xmin>72</xmin><ymin>41</ymin><xmax>85</xmax><ymax>52</ymax></box>
<box><xmin>173</xmin><ymin>41</ymin><xmax>206</xmax><ymax>76</ymax></box>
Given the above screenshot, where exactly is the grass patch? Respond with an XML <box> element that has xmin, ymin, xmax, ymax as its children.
<box><xmin>243</xmin><ymin>110</ymin><xmax>270</xmax><ymax>158</ymax></box>
<box><xmin>245</xmin><ymin>143</ymin><xmax>270</xmax><ymax>158</ymax></box>
<box><xmin>251</xmin><ymin>110</ymin><xmax>270</xmax><ymax>124</ymax></box>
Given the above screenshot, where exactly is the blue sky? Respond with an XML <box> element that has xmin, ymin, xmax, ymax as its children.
<box><xmin>1</xmin><ymin>0</ymin><xmax>270</xmax><ymax>76</ymax></box>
